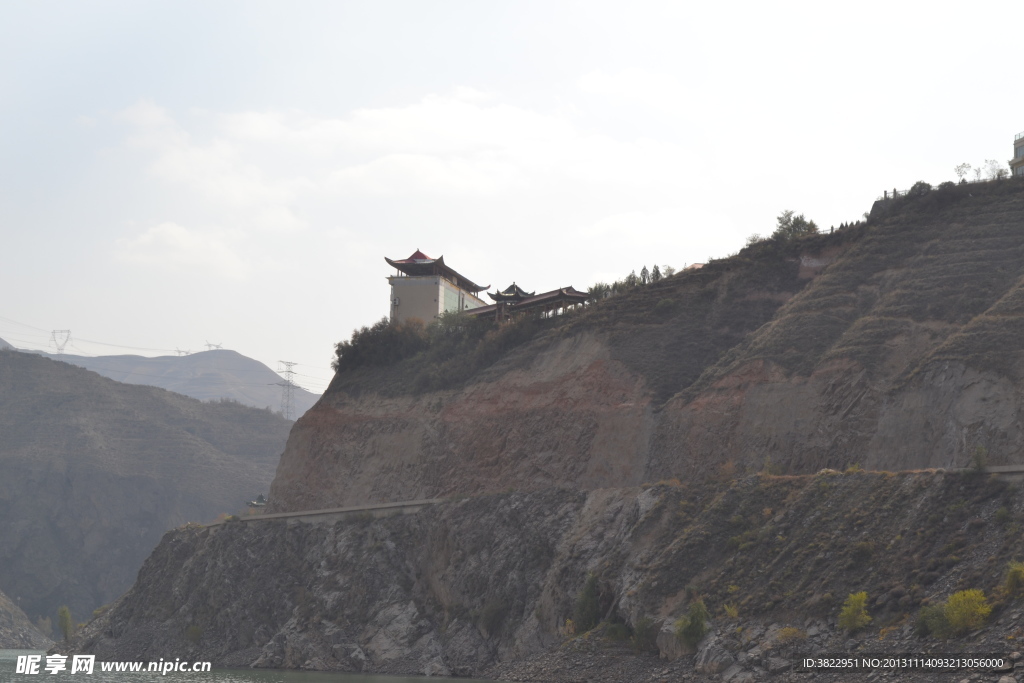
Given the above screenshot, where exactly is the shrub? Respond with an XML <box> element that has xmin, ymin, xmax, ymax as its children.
<box><xmin>333</xmin><ymin>317</ymin><xmax>429</xmax><ymax>372</ymax></box>
<box><xmin>996</xmin><ymin>507</ymin><xmax>1012</xmax><ymax>526</ymax></box>
<box><xmin>674</xmin><ymin>598</ymin><xmax>710</xmax><ymax>648</ymax></box>
<box><xmin>572</xmin><ymin>574</ymin><xmax>601</xmax><ymax>633</ymax></box>
<box><xmin>723</xmin><ymin>603</ymin><xmax>739</xmax><ymax>618</ymax></box>
<box><xmin>605</xmin><ymin>622</ymin><xmax>629</xmax><ymax>641</ymax></box>
<box><xmin>480</xmin><ymin>600</ymin><xmax>509</xmax><ymax>635</ymax></box>
<box><xmin>944</xmin><ymin>590</ymin><xmax>991</xmax><ymax>635</ymax></box>
<box><xmin>776</xmin><ymin>627</ymin><xmax>807</xmax><ymax>645</ymax></box>
<box><xmin>838</xmin><ymin>592</ymin><xmax>871</xmax><ymax>633</ymax></box>
<box><xmin>851</xmin><ymin>541</ymin><xmax>875</xmax><ymax>563</ymax></box>
<box><xmin>908</xmin><ymin>180</ymin><xmax>932</xmax><ymax>197</ymax></box>
<box><xmin>185</xmin><ymin>625</ymin><xmax>203</xmax><ymax>643</ymax></box>
<box><xmin>630</xmin><ymin>616</ymin><xmax>659</xmax><ymax>652</ymax></box>
<box><xmin>1006</xmin><ymin>561</ymin><xmax>1024</xmax><ymax>596</ymax></box>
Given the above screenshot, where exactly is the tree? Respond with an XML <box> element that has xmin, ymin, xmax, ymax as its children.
<box><xmin>58</xmin><ymin>605</ymin><xmax>73</xmax><ymax>642</ymax></box>
<box><xmin>954</xmin><ymin>162</ymin><xmax>972</xmax><ymax>181</ymax></box>
<box><xmin>985</xmin><ymin>159</ymin><xmax>1008</xmax><ymax>180</ymax></box>
<box><xmin>772</xmin><ymin>210</ymin><xmax>818</xmax><ymax>241</ymax></box>
<box><xmin>662</xmin><ymin>265</ymin><xmax>676</xmax><ymax>278</ymax></box>
<box><xmin>838</xmin><ymin>592</ymin><xmax>871</xmax><ymax>633</ymax></box>
<box><xmin>640</xmin><ymin>265</ymin><xmax>650</xmax><ymax>285</ymax></box>
<box><xmin>587</xmin><ymin>282</ymin><xmax>611</xmax><ymax>302</ymax></box>
<box><xmin>650</xmin><ymin>265</ymin><xmax>662</xmax><ymax>282</ymax></box>
<box><xmin>626</xmin><ymin>270</ymin><xmax>639</xmax><ymax>287</ymax></box>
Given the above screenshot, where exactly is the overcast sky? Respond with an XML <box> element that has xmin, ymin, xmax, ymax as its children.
<box><xmin>1</xmin><ymin>0</ymin><xmax>1021</xmax><ymax>393</ymax></box>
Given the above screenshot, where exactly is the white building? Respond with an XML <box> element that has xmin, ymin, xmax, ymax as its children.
<box><xmin>385</xmin><ymin>249</ymin><xmax>489</xmax><ymax>324</ymax></box>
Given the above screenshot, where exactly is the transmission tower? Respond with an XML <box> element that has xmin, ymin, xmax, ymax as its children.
<box><xmin>51</xmin><ymin>330</ymin><xmax>71</xmax><ymax>356</ymax></box>
<box><xmin>276</xmin><ymin>361</ymin><xmax>297</xmax><ymax>420</ymax></box>
<box><xmin>204</xmin><ymin>341</ymin><xmax>223</xmax><ymax>351</ymax></box>
<box><xmin>175</xmin><ymin>348</ymin><xmax>191</xmax><ymax>356</ymax></box>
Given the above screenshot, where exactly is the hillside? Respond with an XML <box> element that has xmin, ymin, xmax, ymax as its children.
<box><xmin>0</xmin><ymin>350</ymin><xmax>292</xmax><ymax>625</ymax></box>
<box><xmin>0</xmin><ymin>588</ymin><xmax>50</xmax><ymax>649</ymax></box>
<box><xmin>61</xmin><ymin>176</ymin><xmax>1024</xmax><ymax>680</ymax></box>
<box><xmin>63</xmin><ymin>471</ymin><xmax>1024</xmax><ymax>682</ymax></box>
<box><xmin>26</xmin><ymin>349</ymin><xmax>320</xmax><ymax>418</ymax></box>
<box><xmin>266</xmin><ymin>178</ymin><xmax>1024</xmax><ymax>512</ymax></box>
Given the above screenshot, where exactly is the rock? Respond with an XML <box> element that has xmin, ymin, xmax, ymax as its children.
<box><xmin>657</xmin><ymin>619</ymin><xmax>691</xmax><ymax>661</ymax></box>
<box><xmin>767</xmin><ymin>656</ymin><xmax>790</xmax><ymax>674</ymax></box>
<box><xmin>997</xmin><ymin>676</ymin><xmax>1016</xmax><ymax>683</ymax></box>
<box><xmin>695</xmin><ymin>633</ymin><xmax>735</xmax><ymax>674</ymax></box>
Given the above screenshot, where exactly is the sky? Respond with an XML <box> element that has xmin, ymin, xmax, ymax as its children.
<box><xmin>1</xmin><ymin>0</ymin><xmax>1021</xmax><ymax>394</ymax></box>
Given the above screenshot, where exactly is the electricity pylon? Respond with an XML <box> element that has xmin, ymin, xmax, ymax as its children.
<box><xmin>276</xmin><ymin>361</ymin><xmax>298</xmax><ymax>420</ymax></box>
<box><xmin>51</xmin><ymin>330</ymin><xmax>71</xmax><ymax>356</ymax></box>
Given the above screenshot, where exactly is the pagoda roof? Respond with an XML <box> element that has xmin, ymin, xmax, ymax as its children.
<box><xmin>516</xmin><ymin>286</ymin><xmax>588</xmax><ymax>309</ymax></box>
<box><xmin>488</xmin><ymin>282</ymin><xmax>535</xmax><ymax>302</ymax></box>
<box><xmin>385</xmin><ymin>249</ymin><xmax>488</xmax><ymax>293</ymax></box>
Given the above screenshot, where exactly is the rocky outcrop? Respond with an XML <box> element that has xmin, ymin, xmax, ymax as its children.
<box><xmin>65</xmin><ymin>471</ymin><xmax>1024</xmax><ymax>681</ymax></box>
<box><xmin>0</xmin><ymin>588</ymin><xmax>51</xmax><ymax>649</ymax></box>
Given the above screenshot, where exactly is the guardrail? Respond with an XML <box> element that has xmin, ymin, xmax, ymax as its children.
<box><xmin>208</xmin><ymin>498</ymin><xmax>446</xmax><ymax>528</ymax></box>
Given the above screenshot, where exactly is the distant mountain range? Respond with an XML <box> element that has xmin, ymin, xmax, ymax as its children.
<box><xmin>0</xmin><ymin>349</ymin><xmax>292</xmax><ymax>624</ymax></box>
<box><xmin>0</xmin><ymin>337</ymin><xmax>11</xmax><ymax>350</ymax></box>
<box><xmin>23</xmin><ymin>348</ymin><xmax>321</xmax><ymax>418</ymax></box>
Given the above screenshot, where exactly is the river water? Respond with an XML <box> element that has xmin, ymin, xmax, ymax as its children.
<box><xmin>0</xmin><ymin>650</ymin><xmax>502</xmax><ymax>683</ymax></box>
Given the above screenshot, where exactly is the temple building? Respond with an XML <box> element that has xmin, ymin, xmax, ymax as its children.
<box><xmin>465</xmin><ymin>282</ymin><xmax>589</xmax><ymax>322</ymax></box>
<box><xmin>1013</xmin><ymin>130</ymin><xmax>1024</xmax><ymax>178</ymax></box>
<box><xmin>385</xmin><ymin>250</ymin><xmax>489</xmax><ymax>324</ymax></box>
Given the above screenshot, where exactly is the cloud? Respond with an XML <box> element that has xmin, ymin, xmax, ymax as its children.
<box><xmin>118</xmin><ymin>101</ymin><xmax>305</xmax><ymax>232</ymax></box>
<box><xmin>577</xmin><ymin>68</ymin><xmax>689</xmax><ymax>112</ymax></box>
<box><xmin>114</xmin><ymin>222</ymin><xmax>250</xmax><ymax>279</ymax></box>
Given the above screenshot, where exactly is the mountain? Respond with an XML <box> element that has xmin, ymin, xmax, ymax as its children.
<box><xmin>0</xmin><ymin>337</ymin><xmax>11</xmax><ymax>350</ymax></box>
<box><xmin>63</xmin><ymin>177</ymin><xmax>1024</xmax><ymax>677</ymax></box>
<box><xmin>0</xmin><ymin>350</ymin><xmax>292</xmax><ymax>625</ymax></box>
<box><xmin>28</xmin><ymin>349</ymin><xmax>320</xmax><ymax>418</ymax></box>
<box><xmin>0</xmin><ymin>588</ymin><xmax>50</xmax><ymax>649</ymax></box>
<box><xmin>269</xmin><ymin>178</ymin><xmax>1024</xmax><ymax>511</ymax></box>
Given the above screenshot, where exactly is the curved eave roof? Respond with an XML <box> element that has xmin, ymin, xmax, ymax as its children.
<box><xmin>385</xmin><ymin>255</ymin><xmax>488</xmax><ymax>293</ymax></box>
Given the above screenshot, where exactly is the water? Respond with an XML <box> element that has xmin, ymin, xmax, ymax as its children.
<box><xmin>0</xmin><ymin>651</ymin><xmax>502</xmax><ymax>683</ymax></box>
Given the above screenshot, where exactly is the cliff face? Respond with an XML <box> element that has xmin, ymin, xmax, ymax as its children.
<box><xmin>269</xmin><ymin>334</ymin><xmax>655</xmax><ymax>510</ymax></box>
<box><xmin>0</xmin><ymin>351</ymin><xmax>291</xmax><ymax>626</ymax></box>
<box><xmin>0</xmin><ymin>588</ymin><xmax>51</xmax><ymax>649</ymax></box>
<box><xmin>270</xmin><ymin>179</ymin><xmax>1024</xmax><ymax>512</ymax></box>
<box><xmin>66</xmin><ymin>471</ymin><xmax>1024</xmax><ymax>680</ymax></box>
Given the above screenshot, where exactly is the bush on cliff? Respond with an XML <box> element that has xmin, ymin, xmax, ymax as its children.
<box><xmin>573</xmin><ymin>574</ymin><xmax>601</xmax><ymax>633</ymax></box>
<box><xmin>674</xmin><ymin>598</ymin><xmax>710</xmax><ymax>648</ymax></box>
<box><xmin>333</xmin><ymin>317</ymin><xmax>429</xmax><ymax>372</ymax></box>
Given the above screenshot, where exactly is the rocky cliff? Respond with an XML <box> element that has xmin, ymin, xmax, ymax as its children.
<box><xmin>65</xmin><ymin>178</ymin><xmax>1024</xmax><ymax>681</ymax></box>
<box><xmin>0</xmin><ymin>350</ymin><xmax>291</xmax><ymax>626</ymax></box>
<box><xmin>65</xmin><ymin>471</ymin><xmax>1024</xmax><ymax>681</ymax></box>
<box><xmin>270</xmin><ymin>178</ymin><xmax>1024</xmax><ymax>512</ymax></box>
<box><xmin>0</xmin><ymin>588</ymin><xmax>51</xmax><ymax>649</ymax></box>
